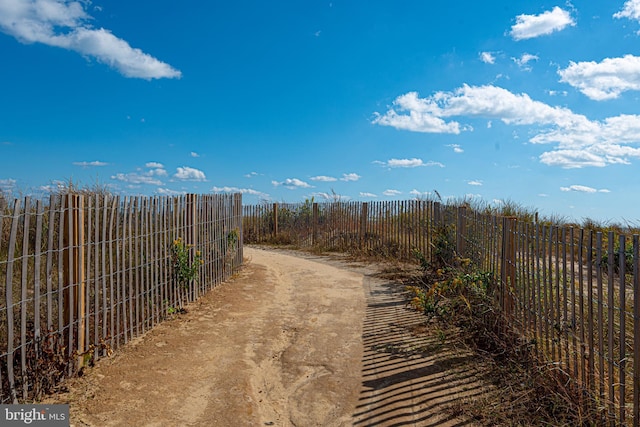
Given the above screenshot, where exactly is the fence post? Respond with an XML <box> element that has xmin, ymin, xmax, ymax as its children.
<box><xmin>456</xmin><ymin>206</ymin><xmax>467</xmax><ymax>258</ymax></box>
<box><xmin>235</xmin><ymin>193</ymin><xmax>243</xmax><ymax>265</ymax></box>
<box><xmin>312</xmin><ymin>203</ymin><xmax>318</xmax><ymax>246</ymax></box>
<box><xmin>272</xmin><ymin>203</ymin><xmax>278</xmax><ymax>238</ymax></box>
<box><xmin>360</xmin><ymin>202</ymin><xmax>369</xmax><ymax>246</ymax></box>
<box><xmin>63</xmin><ymin>194</ymin><xmax>86</xmax><ymax>369</ymax></box>
<box><xmin>186</xmin><ymin>194</ymin><xmax>198</xmax><ymax>249</ymax></box>
<box><xmin>500</xmin><ymin>216</ymin><xmax>517</xmax><ymax>328</ymax></box>
<box><xmin>434</xmin><ymin>202</ymin><xmax>442</xmax><ymax>227</ymax></box>
<box><xmin>185</xmin><ymin>194</ymin><xmax>198</xmax><ymax>300</ymax></box>
<box><xmin>5</xmin><ymin>200</ymin><xmax>21</xmax><ymax>402</ymax></box>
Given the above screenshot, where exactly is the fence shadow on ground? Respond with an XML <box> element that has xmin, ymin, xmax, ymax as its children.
<box><xmin>353</xmin><ymin>279</ymin><xmax>493</xmax><ymax>427</ymax></box>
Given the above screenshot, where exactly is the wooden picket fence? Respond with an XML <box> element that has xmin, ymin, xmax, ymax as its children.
<box><xmin>244</xmin><ymin>200</ymin><xmax>640</xmax><ymax>426</ymax></box>
<box><xmin>0</xmin><ymin>193</ymin><xmax>243</xmax><ymax>403</ymax></box>
<box><xmin>243</xmin><ymin>200</ymin><xmax>435</xmax><ymax>260</ymax></box>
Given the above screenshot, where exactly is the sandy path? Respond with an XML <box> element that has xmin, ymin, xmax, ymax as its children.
<box><xmin>58</xmin><ymin>247</ymin><xmax>366</xmax><ymax>427</ymax></box>
<box><xmin>51</xmin><ymin>246</ymin><xmax>488</xmax><ymax>426</ymax></box>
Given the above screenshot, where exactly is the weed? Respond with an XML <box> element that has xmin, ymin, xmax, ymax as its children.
<box><xmin>226</xmin><ymin>228</ymin><xmax>239</xmax><ymax>249</ymax></box>
<box><xmin>166</xmin><ymin>305</ymin><xmax>187</xmax><ymax>316</ymax></box>
<box><xmin>600</xmin><ymin>240</ymin><xmax>634</xmax><ymax>275</ymax></box>
<box><xmin>430</xmin><ymin>224</ymin><xmax>457</xmax><ymax>269</ymax></box>
<box><xmin>170</xmin><ymin>237</ymin><xmax>203</xmax><ymax>289</ymax></box>
<box><xmin>406</xmin><ymin>225</ymin><xmax>600</xmax><ymax>425</ymax></box>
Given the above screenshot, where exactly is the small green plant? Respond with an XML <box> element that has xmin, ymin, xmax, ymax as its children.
<box><xmin>600</xmin><ymin>240</ymin><xmax>634</xmax><ymax>276</ymax></box>
<box><xmin>410</xmin><ymin>222</ymin><xmax>492</xmax><ymax>320</ymax></box>
<box><xmin>171</xmin><ymin>236</ymin><xmax>203</xmax><ymax>288</ymax></box>
<box><xmin>413</xmin><ymin>248</ymin><xmax>430</xmax><ymax>272</ymax></box>
<box><xmin>406</xmin><ymin>255</ymin><xmax>491</xmax><ymax>320</ymax></box>
<box><xmin>224</xmin><ymin>228</ymin><xmax>240</xmax><ymax>265</ymax></box>
<box><xmin>162</xmin><ymin>299</ymin><xmax>182</xmax><ymax>316</ymax></box>
<box><xmin>431</xmin><ymin>224</ymin><xmax>457</xmax><ymax>269</ymax></box>
<box><xmin>226</xmin><ymin>228</ymin><xmax>239</xmax><ymax>249</ymax></box>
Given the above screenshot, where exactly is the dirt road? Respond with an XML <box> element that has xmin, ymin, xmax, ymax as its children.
<box><xmin>53</xmin><ymin>247</ymin><xmax>488</xmax><ymax>426</ymax></box>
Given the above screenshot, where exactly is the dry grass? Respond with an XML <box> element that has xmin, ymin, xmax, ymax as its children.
<box><xmin>396</xmin><ymin>261</ymin><xmax>603</xmax><ymax>425</ymax></box>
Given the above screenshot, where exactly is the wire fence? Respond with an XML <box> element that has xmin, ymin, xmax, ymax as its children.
<box><xmin>1</xmin><ymin>193</ymin><xmax>243</xmax><ymax>403</ymax></box>
<box><xmin>244</xmin><ymin>200</ymin><xmax>640</xmax><ymax>425</ymax></box>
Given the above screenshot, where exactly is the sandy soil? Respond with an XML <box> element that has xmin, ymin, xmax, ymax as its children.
<box><xmin>48</xmin><ymin>246</ymin><xmax>491</xmax><ymax>427</ymax></box>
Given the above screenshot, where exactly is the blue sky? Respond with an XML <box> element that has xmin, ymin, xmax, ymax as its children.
<box><xmin>2</xmin><ymin>1</ymin><xmax>640</xmax><ymax>223</ymax></box>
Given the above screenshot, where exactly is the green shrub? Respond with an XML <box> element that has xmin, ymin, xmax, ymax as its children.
<box><xmin>171</xmin><ymin>237</ymin><xmax>203</xmax><ymax>288</ymax></box>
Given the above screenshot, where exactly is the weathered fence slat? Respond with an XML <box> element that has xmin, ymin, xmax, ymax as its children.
<box><xmin>634</xmin><ymin>235</ymin><xmax>640</xmax><ymax>426</ymax></box>
<box><xmin>0</xmin><ymin>202</ymin><xmax>5</xmax><ymax>399</ymax></box>
<box><xmin>115</xmin><ymin>198</ymin><xmax>123</xmax><ymax>346</ymax></box>
<box><xmin>5</xmin><ymin>200</ymin><xmax>21</xmax><ymax>403</ymax></box>
<box><xmin>33</xmin><ymin>200</ymin><xmax>43</xmax><ymax>369</ymax></box>
<box><xmin>45</xmin><ymin>195</ymin><xmax>56</xmax><ymax>332</ymax></box>
<box><xmin>569</xmin><ymin>227</ymin><xmax>578</xmax><ymax>381</ymax></box>
<box><xmin>587</xmin><ymin>231</ymin><xmax>596</xmax><ymax>394</ymax></box>
<box><xmin>20</xmin><ymin>197</ymin><xmax>31</xmax><ymax>400</ymax></box>
<box><xmin>534</xmin><ymin>223</ymin><xmax>542</xmax><ymax>357</ymax></box>
<box><xmin>578</xmin><ymin>228</ymin><xmax>586</xmax><ymax>388</ymax></box>
<box><xmin>608</xmin><ymin>232</ymin><xmax>616</xmax><ymax>420</ymax></box>
<box><xmin>85</xmin><ymin>196</ymin><xmax>93</xmax><ymax>362</ymax></box>
<box><xmin>619</xmin><ymin>234</ymin><xmax>627</xmax><ymax>425</ymax></box>
<box><xmin>92</xmin><ymin>196</ymin><xmax>99</xmax><ymax>360</ymax></box>
<box><xmin>595</xmin><ymin>233</ymin><xmax>605</xmax><ymax>404</ymax></box>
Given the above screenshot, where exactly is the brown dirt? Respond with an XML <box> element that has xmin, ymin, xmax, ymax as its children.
<box><xmin>46</xmin><ymin>246</ymin><xmax>493</xmax><ymax>426</ymax></box>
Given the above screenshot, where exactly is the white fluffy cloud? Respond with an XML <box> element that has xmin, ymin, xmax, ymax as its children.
<box><xmin>560</xmin><ymin>185</ymin><xmax>611</xmax><ymax>193</ymax></box>
<box><xmin>212</xmin><ymin>186</ymin><xmax>269</xmax><ymax>198</ymax></box>
<box><xmin>372</xmin><ymin>92</ymin><xmax>462</xmax><ymax>134</ymax></box>
<box><xmin>0</xmin><ymin>0</ymin><xmax>181</xmax><ymax>79</ymax></box>
<box><xmin>614</xmin><ymin>0</ymin><xmax>640</xmax><ymax>22</ymax></box>
<box><xmin>157</xmin><ymin>188</ymin><xmax>185</xmax><ymax>196</ymax></box>
<box><xmin>110</xmin><ymin>164</ymin><xmax>168</xmax><ymax>186</ymax></box>
<box><xmin>389</xmin><ymin>158</ymin><xmax>424</xmax><ymax>168</ymax></box>
<box><xmin>375</xmin><ymin>85</ymin><xmax>581</xmax><ymax>132</ymax></box>
<box><xmin>382</xmin><ymin>189</ymin><xmax>402</xmax><ymax>196</ymax></box>
<box><xmin>271</xmin><ymin>178</ymin><xmax>312</xmax><ymax>189</ymax></box>
<box><xmin>340</xmin><ymin>173</ymin><xmax>361</xmax><ymax>182</ymax></box>
<box><xmin>468</xmin><ymin>180</ymin><xmax>483</xmax><ymax>186</ymax></box>
<box><xmin>513</xmin><ymin>53</ymin><xmax>538</xmax><ymax>70</ymax></box>
<box><xmin>558</xmin><ymin>55</ymin><xmax>640</xmax><ymax>100</ymax></box>
<box><xmin>174</xmin><ymin>167</ymin><xmax>206</xmax><ymax>181</ymax></box>
<box><xmin>447</xmin><ymin>144</ymin><xmax>464</xmax><ymax>153</ymax></box>
<box><xmin>480</xmin><ymin>51</ymin><xmax>495</xmax><ymax>64</ymax></box>
<box><xmin>111</xmin><ymin>172</ymin><xmax>163</xmax><ymax>186</ymax></box>
<box><xmin>73</xmin><ymin>160</ymin><xmax>108</xmax><ymax>167</ymax></box>
<box><xmin>0</xmin><ymin>178</ymin><xmax>16</xmax><ymax>192</ymax></box>
<box><xmin>310</xmin><ymin>175</ymin><xmax>338</xmax><ymax>182</ymax></box>
<box><xmin>142</xmin><ymin>162</ymin><xmax>168</xmax><ymax>177</ymax></box>
<box><xmin>374</xmin><ymin>84</ymin><xmax>640</xmax><ymax>168</ymax></box>
<box><xmin>375</xmin><ymin>158</ymin><xmax>444</xmax><ymax>168</ymax></box>
<box><xmin>359</xmin><ymin>192</ymin><xmax>377</xmax><ymax>198</ymax></box>
<box><xmin>510</xmin><ymin>7</ymin><xmax>575</xmax><ymax>41</ymax></box>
